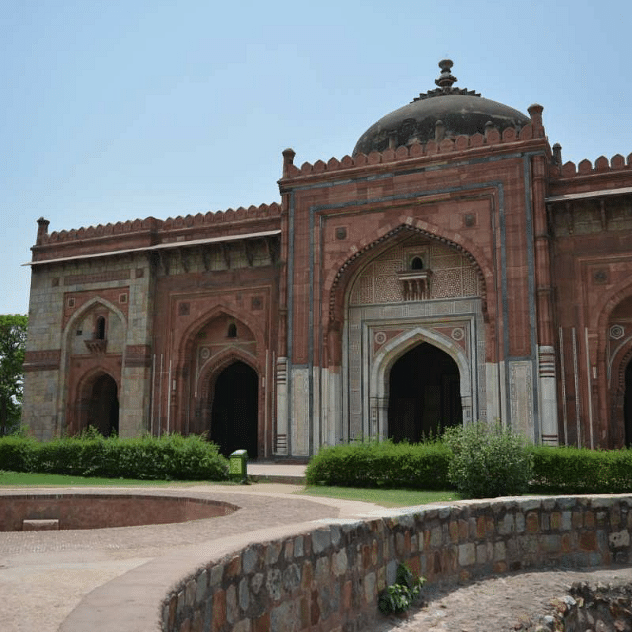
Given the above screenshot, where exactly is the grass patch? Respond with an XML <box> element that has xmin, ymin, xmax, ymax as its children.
<box><xmin>0</xmin><ymin>471</ymin><xmax>204</xmax><ymax>487</ymax></box>
<box><xmin>299</xmin><ymin>485</ymin><xmax>460</xmax><ymax>507</ymax></box>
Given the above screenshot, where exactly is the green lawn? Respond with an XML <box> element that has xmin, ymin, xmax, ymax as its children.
<box><xmin>299</xmin><ymin>485</ymin><xmax>461</xmax><ymax>507</ymax></box>
<box><xmin>0</xmin><ymin>472</ymin><xmax>459</xmax><ymax>507</ymax></box>
<box><xmin>0</xmin><ymin>471</ymin><xmax>203</xmax><ymax>487</ymax></box>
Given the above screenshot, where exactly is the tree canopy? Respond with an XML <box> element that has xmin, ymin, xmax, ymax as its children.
<box><xmin>0</xmin><ymin>314</ymin><xmax>28</xmax><ymax>435</ymax></box>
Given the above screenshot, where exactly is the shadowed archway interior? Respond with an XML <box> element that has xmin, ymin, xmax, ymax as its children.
<box><xmin>210</xmin><ymin>361</ymin><xmax>258</xmax><ymax>457</ymax></box>
<box><xmin>87</xmin><ymin>374</ymin><xmax>119</xmax><ymax>436</ymax></box>
<box><xmin>388</xmin><ymin>342</ymin><xmax>462</xmax><ymax>442</ymax></box>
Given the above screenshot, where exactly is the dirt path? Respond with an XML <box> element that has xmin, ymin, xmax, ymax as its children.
<box><xmin>369</xmin><ymin>567</ymin><xmax>632</xmax><ymax>631</ymax></box>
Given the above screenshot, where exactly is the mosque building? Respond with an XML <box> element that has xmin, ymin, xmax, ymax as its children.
<box><xmin>22</xmin><ymin>60</ymin><xmax>632</xmax><ymax>456</ymax></box>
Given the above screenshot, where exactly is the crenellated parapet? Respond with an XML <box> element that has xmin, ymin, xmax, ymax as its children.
<box><xmin>281</xmin><ymin>122</ymin><xmax>540</xmax><ymax>181</ymax></box>
<box><xmin>35</xmin><ymin>203</ymin><xmax>282</xmax><ymax>247</ymax></box>
<box><xmin>558</xmin><ymin>154</ymin><xmax>632</xmax><ymax>179</ymax></box>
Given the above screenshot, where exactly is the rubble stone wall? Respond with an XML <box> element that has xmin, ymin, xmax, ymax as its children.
<box><xmin>162</xmin><ymin>495</ymin><xmax>632</xmax><ymax>632</ymax></box>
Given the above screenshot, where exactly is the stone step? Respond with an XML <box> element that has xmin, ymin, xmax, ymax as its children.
<box><xmin>22</xmin><ymin>519</ymin><xmax>60</xmax><ymax>531</ymax></box>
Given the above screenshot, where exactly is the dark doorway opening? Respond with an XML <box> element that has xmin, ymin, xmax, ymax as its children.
<box><xmin>624</xmin><ymin>360</ymin><xmax>632</xmax><ymax>446</ymax></box>
<box><xmin>210</xmin><ymin>361</ymin><xmax>258</xmax><ymax>457</ymax></box>
<box><xmin>388</xmin><ymin>342</ymin><xmax>462</xmax><ymax>442</ymax></box>
<box><xmin>87</xmin><ymin>374</ymin><xmax>119</xmax><ymax>436</ymax></box>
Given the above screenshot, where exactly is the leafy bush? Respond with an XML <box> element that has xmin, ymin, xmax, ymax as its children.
<box><xmin>530</xmin><ymin>446</ymin><xmax>632</xmax><ymax>494</ymax></box>
<box><xmin>305</xmin><ymin>439</ymin><xmax>450</xmax><ymax>490</ymax></box>
<box><xmin>0</xmin><ymin>433</ymin><xmax>38</xmax><ymax>472</ymax></box>
<box><xmin>378</xmin><ymin>563</ymin><xmax>425</xmax><ymax>615</ymax></box>
<box><xmin>0</xmin><ymin>432</ymin><xmax>229</xmax><ymax>481</ymax></box>
<box><xmin>443</xmin><ymin>422</ymin><xmax>533</xmax><ymax>498</ymax></box>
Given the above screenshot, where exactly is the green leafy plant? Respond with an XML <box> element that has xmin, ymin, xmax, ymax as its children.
<box><xmin>378</xmin><ymin>563</ymin><xmax>426</xmax><ymax>615</ymax></box>
<box><xmin>443</xmin><ymin>421</ymin><xmax>533</xmax><ymax>498</ymax></box>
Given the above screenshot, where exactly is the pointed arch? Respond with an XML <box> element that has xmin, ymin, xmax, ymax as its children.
<box><xmin>63</xmin><ymin>296</ymin><xmax>126</xmax><ymax>338</ymax></box>
<box><xmin>59</xmin><ymin>297</ymin><xmax>127</xmax><ymax>435</ymax></box>
<box><xmin>369</xmin><ymin>327</ymin><xmax>473</xmax><ymax>439</ymax></box>
<box><xmin>73</xmin><ymin>367</ymin><xmax>120</xmax><ymax>436</ymax></box>
<box><xmin>371</xmin><ymin>326</ymin><xmax>471</xmax><ymax>401</ymax></box>
<box><xmin>178</xmin><ymin>303</ymin><xmax>265</xmax><ymax>368</ymax></box>
<box><xmin>197</xmin><ymin>346</ymin><xmax>260</xmax><ymax>402</ymax></box>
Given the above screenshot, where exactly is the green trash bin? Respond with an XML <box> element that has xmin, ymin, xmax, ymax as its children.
<box><xmin>229</xmin><ymin>449</ymin><xmax>248</xmax><ymax>483</ymax></box>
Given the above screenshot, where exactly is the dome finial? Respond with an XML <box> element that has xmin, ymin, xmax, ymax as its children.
<box><xmin>435</xmin><ymin>59</ymin><xmax>457</xmax><ymax>89</ymax></box>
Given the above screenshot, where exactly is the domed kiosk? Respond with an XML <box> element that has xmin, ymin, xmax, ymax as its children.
<box><xmin>353</xmin><ymin>59</ymin><xmax>531</xmax><ymax>155</ymax></box>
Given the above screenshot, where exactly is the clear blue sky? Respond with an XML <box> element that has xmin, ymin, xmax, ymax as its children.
<box><xmin>2</xmin><ymin>0</ymin><xmax>631</xmax><ymax>315</ymax></box>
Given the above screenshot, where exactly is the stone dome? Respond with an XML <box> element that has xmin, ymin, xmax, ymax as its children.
<box><xmin>353</xmin><ymin>60</ymin><xmax>531</xmax><ymax>156</ymax></box>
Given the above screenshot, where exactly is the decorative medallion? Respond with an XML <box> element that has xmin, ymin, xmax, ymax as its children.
<box><xmin>610</xmin><ymin>325</ymin><xmax>625</xmax><ymax>340</ymax></box>
<box><xmin>374</xmin><ymin>331</ymin><xmax>387</xmax><ymax>345</ymax></box>
<box><xmin>593</xmin><ymin>269</ymin><xmax>608</xmax><ymax>284</ymax></box>
<box><xmin>451</xmin><ymin>327</ymin><xmax>465</xmax><ymax>341</ymax></box>
<box><xmin>200</xmin><ymin>347</ymin><xmax>210</xmax><ymax>360</ymax></box>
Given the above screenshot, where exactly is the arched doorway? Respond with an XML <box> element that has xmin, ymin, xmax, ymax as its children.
<box><xmin>210</xmin><ymin>361</ymin><xmax>258</xmax><ymax>457</ymax></box>
<box><xmin>625</xmin><ymin>360</ymin><xmax>632</xmax><ymax>446</ymax></box>
<box><xmin>86</xmin><ymin>374</ymin><xmax>119</xmax><ymax>436</ymax></box>
<box><xmin>388</xmin><ymin>342</ymin><xmax>462</xmax><ymax>442</ymax></box>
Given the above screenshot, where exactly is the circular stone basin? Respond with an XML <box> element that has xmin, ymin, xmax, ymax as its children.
<box><xmin>0</xmin><ymin>492</ymin><xmax>238</xmax><ymax>531</ymax></box>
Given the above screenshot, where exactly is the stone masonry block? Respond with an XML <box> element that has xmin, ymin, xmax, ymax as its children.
<box><xmin>266</xmin><ymin>568</ymin><xmax>282</xmax><ymax>601</ymax></box>
<box><xmin>283</xmin><ymin>564</ymin><xmax>301</xmax><ymax>593</ymax></box>
<box><xmin>265</xmin><ymin>542</ymin><xmax>282</xmax><ymax>565</ymax></box>
<box><xmin>312</xmin><ymin>529</ymin><xmax>332</xmax><ymax>554</ymax></box>
<box><xmin>185</xmin><ymin>578</ymin><xmax>196</xmax><ymax>607</ymax></box>
<box><xmin>243</xmin><ymin>546</ymin><xmax>260</xmax><ymax>574</ymax></box>
<box><xmin>226</xmin><ymin>584</ymin><xmax>238</xmax><ymax>624</ymax></box>
<box><xmin>609</xmin><ymin>530</ymin><xmax>631</xmax><ymax>549</ymax></box>
<box><xmin>458</xmin><ymin>543</ymin><xmax>476</xmax><ymax>567</ymax></box>
<box><xmin>332</xmin><ymin>550</ymin><xmax>348</xmax><ymax>576</ymax></box>
<box><xmin>239</xmin><ymin>577</ymin><xmax>250</xmax><ymax>612</ymax></box>
<box><xmin>315</xmin><ymin>556</ymin><xmax>330</xmax><ymax>585</ymax></box>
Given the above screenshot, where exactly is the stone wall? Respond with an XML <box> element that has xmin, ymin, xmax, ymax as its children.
<box><xmin>162</xmin><ymin>495</ymin><xmax>632</xmax><ymax>632</ymax></box>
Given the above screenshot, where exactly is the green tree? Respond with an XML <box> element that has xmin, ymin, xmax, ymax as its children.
<box><xmin>0</xmin><ymin>315</ymin><xmax>28</xmax><ymax>435</ymax></box>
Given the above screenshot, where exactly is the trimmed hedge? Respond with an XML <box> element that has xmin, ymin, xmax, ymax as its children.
<box><xmin>0</xmin><ymin>433</ymin><xmax>229</xmax><ymax>481</ymax></box>
<box><xmin>305</xmin><ymin>440</ymin><xmax>450</xmax><ymax>490</ymax></box>
<box><xmin>306</xmin><ymin>438</ymin><xmax>632</xmax><ymax>497</ymax></box>
<box><xmin>530</xmin><ymin>446</ymin><xmax>632</xmax><ymax>495</ymax></box>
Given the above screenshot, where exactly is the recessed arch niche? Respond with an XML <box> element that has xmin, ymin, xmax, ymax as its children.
<box><xmin>341</xmin><ymin>232</ymin><xmax>484</xmax><ymax>443</ymax></box>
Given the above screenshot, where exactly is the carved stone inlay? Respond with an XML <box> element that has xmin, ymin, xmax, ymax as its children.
<box><xmin>349</xmin><ymin>236</ymin><xmax>481</xmax><ymax>306</ymax></box>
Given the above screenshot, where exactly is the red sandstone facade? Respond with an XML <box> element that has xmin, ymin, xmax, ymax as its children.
<box><xmin>22</xmin><ymin>61</ymin><xmax>632</xmax><ymax>455</ymax></box>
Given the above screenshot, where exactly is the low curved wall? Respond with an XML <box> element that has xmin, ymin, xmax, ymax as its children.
<box><xmin>0</xmin><ymin>492</ymin><xmax>237</xmax><ymax>531</ymax></box>
<box><xmin>163</xmin><ymin>495</ymin><xmax>632</xmax><ymax>632</ymax></box>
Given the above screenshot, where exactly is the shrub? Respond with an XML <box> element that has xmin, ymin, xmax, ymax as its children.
<box><xmin>0</xmin><ymin>433</ymin><xmax>229</xmax><ymax>481</ymax></box>
<box><xmin>443</xmin><ymin>422</ymin><xmax>532</xmax><ymax>498</ymax></box>
<box><xmin>305</xmin><ymin>439</ymin><xmax>450</xmax><ymax>490</ymax></box>
<box><xmin>530</xmin><ymin>446</ymin><xmax>632</xmax><ymax>494</ymax></box>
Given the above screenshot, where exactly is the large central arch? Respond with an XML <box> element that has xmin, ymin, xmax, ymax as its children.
<box><xmin>334</xmin><ymin>229</ymin><xmax>483</xmax><ymax>446</ymax></box>
<box><xmin>370</xmin><ymin>327</ymin><xmax>472</xmax><ymax>440</ymax></box>
<box><xmin>388</xmin><ymin>342</ymin><xmax>463</xmax><ymax>441</ymax></box>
